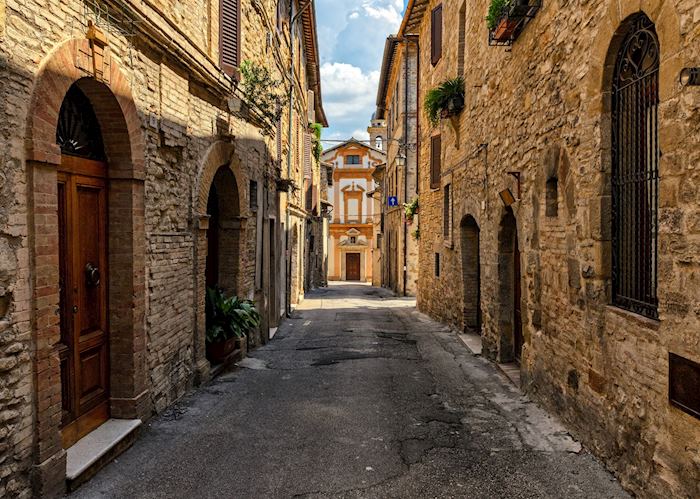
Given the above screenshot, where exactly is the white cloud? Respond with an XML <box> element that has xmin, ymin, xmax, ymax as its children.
<box><xmin>321</xmin><ymin>62</ymin><xmax>379</xmax><ymax>132</ymax></box>
<box><xmin>316</xmin><ymin>0</ymin><xmax>404</xmax><ymax>139</ymax></box>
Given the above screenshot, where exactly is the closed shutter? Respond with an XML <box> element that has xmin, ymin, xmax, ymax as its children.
<box><xmin>430</xmin><ymin>134</ymin><xmax>441</xmax><ymax>189</ymax></box>
<box><xmin>220</xmin><ymin>0</ymin><xmax>240</xmax><ymax>75</ymax></box>
<box><xmin>304</xmin><ymin>133</ymin><xmax>312</xmax><ymax>210</ymax></box>
<box><xmin>431</xmin><ymin>5</ymin><xmax>443</xmax><ymax>65</ymax></box>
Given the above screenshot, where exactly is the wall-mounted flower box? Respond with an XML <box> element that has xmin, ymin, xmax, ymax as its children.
<box><xmin>487</xmin><ymin>0</ymin><xmax>542</xmax><ymax>46</ymax></box>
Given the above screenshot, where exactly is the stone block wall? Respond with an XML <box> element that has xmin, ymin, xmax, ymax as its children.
<box><xmin>410</xmin><ymin>0</ymin><xmax>700</xmax><ymax>497</ymax></box>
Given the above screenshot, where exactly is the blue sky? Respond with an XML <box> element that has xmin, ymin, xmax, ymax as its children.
<box><xmin>316</xmin><ymin>0</ymin><xmax>407</xmax><ymax>142</ymax></box>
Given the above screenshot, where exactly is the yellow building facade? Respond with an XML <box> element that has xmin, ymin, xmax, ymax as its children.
<box><xmin>323</xmin><ymin>140</ymin><xmax>385</xmax><ymax>282</ymax></box>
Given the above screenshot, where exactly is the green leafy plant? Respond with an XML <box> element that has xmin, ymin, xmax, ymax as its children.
<box><xmin>423</xmin><ymin>77</ymin><xmax>465</xmax><ymax>127</ymax></box>
<box><xmin>310</xmin><ymin>122</ymin><xmax>323</xmax><ymax>162</ymax></box>
<box><xmin>404</xmin><ymin>197</ymin><xmax>419</xmax><ymax>222</ymax></box>
<box><xmin>486</xmin><ymin>0</ymin><xmax>510</xmax><ymax>30</ymax></box>
<box><xmin>240</xmin><ymin>60</ymin><xmax>282</xmax><ymax>126</ymax></box>
<box><xmin>205</xmin><ymin>287</ymin><xmax>261</xmax><ymax>344</ymax></box>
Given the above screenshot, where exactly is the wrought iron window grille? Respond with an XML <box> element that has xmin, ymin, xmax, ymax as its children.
<box><xmin>488</xmin><ymin>1</ymin><xmax>542</xmax><ymax>47</ymax></box>
<box><xmin>611</xmin><ymin>14</ymin><xmax>660</xmax><ymax>320</ymax></box>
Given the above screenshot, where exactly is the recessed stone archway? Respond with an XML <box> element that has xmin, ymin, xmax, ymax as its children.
<box><xmin>460</xmin><ymin>215</ymin><xmax>481</xmax><ymax>334</ymax></box>
<box><xmin>193</xmin><ymin>141</ymin><xmax>245</xmax><ymax>377</ymax></box>
<box><xmin>25</xmin><ymin>37</ymin><xmax>146</xmax><ymax>496</ymax></box>
<box><xmin>497</xmin><ymin>208</ymin><xmax>523</xmax><ymax>364</ymax></box>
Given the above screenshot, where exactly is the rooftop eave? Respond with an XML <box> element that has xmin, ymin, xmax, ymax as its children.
<box><xmin>301</xmin><ymin>1</ymin><xmax>328</xmax><ymax>126</ymax></box>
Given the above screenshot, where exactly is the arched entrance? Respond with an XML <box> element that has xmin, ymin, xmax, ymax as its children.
<box><xmin>460</xmin><ymin>215</ymin><xmax>481</xmax><ymax>334</ymax></box>
<box><xmin>498</xmin><ymin>208</ymin><xmax>523</xmax><ymax>363</ymax></box>
<box><xmin>205</xmin><ymin>166</ymin><xmax>241</xmax><ymax>294</ymax></box>
<box><xmin>57</xmin><ymin>83</ymin><xmax>110</xmax><ymax>447</ymax></box>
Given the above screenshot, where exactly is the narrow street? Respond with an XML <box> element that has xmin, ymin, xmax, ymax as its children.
<box><xmin>72</xmin><ymin>283</ymin><xmax>627</xmax><ymax>499</ymax></box>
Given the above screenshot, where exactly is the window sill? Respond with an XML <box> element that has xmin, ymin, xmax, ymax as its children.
<box><xmin>605</xmin><ymin>305</ymin><xmax>660</xmax><ymax>332</ymax></box>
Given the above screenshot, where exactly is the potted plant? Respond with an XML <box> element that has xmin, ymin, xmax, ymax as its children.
<box><xmin>205</xmin><ymin>287</ymin><xmax>261</xmax><ymax>364</ymax></box>
<box><xmin>424</xmin><ymin>77</ymin><xmax>465</xmax><ymax>127</ymax></box>
<box><xmin>404</xmin><ymin>197</ymin><xmax>419</xmax><ymax>224</ymax></box>
<box><xmin>487</xmin><ymin>0</ymin><xmax>530</xmax><ymax>42</ymax></box>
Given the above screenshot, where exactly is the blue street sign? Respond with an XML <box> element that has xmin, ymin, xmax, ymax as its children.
<box><xmin>388</xmin><ymin>196</ymin><xmax>398</xmax><ymax>207</ymax></box>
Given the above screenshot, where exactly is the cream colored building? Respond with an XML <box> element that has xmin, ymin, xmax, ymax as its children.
<box><xmin>323</xmin><ymin>139</ymin><xmax>385</xmax><ymax>281</ymax></box>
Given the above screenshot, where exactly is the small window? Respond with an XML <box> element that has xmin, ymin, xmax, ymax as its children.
<box><xmin>249</xmin><ymin>180</ymin><xmax>258</xmax><ymax>211</ymax></box>
<box><xmin>350</xmin><ymin>236</ymin><xmax>356</xmax><ymax>244</ymax></box>
<box><xmin>375</xmin><ymin>136</ymin><xmax>383</xmax><ymax>150</ymax></box>
<box><xmin>435</xmin><ymin>252</ymin><xmax>441</xmax><ymax>277</ymax></box>
<box><xmin>443</xmin><ymin>184</ymin><xmax>451</xmax><ymax>237</ymax></box>
<box><xmin>276</xmin><ymin>0</ymin><xmax>289</xmax><ymax>31</ymax></box>
<box><xmin>431</xmin><ymin>4</ymin><xmax>443</xmax><ymax>65</ymax></box>
<box><xmin>430</xmin><ymin>135</ymin><xmax>441</xmax><ymax>189</ymax></box>
<box><xmin>458</xmin><ymin>2</ymin><xmax>466</xmax><ymax>75</ymax></box>
<box><xmin>346</xmin><ymin>155</ymin><xmax>361</xmax><ymax>165</ymax></box>
<box><xmin>545</xmin><ymin>177</ymin><xmax>558</xmax><ymax>217</ymax></box>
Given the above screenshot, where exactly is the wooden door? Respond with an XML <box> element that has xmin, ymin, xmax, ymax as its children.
<box><xmin>346</xmin><ymin>253</ymin><xmax>361</xmax><ymax>281</ymax></box>
<box><xmin>58</xmin><ymin>156</ymin><xmax>110</xmax><ymax>448</ymax></box>
<box><xmin>513</xmin><ymin>230</ymin><xmax>523</xmax><ymax>363</ymax></box>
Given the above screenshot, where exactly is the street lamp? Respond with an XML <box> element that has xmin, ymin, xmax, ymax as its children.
<box><xmin>396</xmin><ymin>154</ymin><xmax>406</xmax><ymax>167</ymax></box>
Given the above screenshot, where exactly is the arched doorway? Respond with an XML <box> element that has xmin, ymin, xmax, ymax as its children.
<box><xmin>56</xmin><ymin>83</ymin><xmax>111</xmax><ymax>448</ymax></box>
<box><xmin>460</xmin><ymin>215</ymin><xmax>481</xmax><ymax>334</ymax></box>
<box><xmin>205</xmin><ymin>166</ymin><xmax>240</xmax><ymax>295</ymax></box>
<box><xmin>498</xmin><ymin>208</ymin><xmax>523</xmax><ymax>363</ymax></box>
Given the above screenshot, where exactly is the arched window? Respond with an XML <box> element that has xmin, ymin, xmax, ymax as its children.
<box><xmin>611</xmin><ymin>14</ymin><xmax>659</xmax><ymax>319</ymax></box>
<box><xmin>375</xmin><ymin>136</ymin><xmax>383</xmax><ymax>150</ymax></box>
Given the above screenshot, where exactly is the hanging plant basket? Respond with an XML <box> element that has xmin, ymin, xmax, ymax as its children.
<box><xmin>424</xmin><ymin>77</ymin><xmax>465</xmax><ymax>127</ymax></box>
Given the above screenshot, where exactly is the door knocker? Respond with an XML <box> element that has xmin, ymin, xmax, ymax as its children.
<box><xmin>85</xmin><ymin>263</ymin><xmax>101</xmax><ymax>287</ymax></box>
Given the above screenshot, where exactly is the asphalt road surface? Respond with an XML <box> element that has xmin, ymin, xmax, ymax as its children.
<box><xmin>72</xmin><ymin>283</ymin><xmax>628</xmax><ymax>499</ymax></box>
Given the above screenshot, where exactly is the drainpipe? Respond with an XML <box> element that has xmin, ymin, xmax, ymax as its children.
<box><xmin>285</xmin><ymin>0</ymin><xmax>313</xmax><ymax>316</ymax></box>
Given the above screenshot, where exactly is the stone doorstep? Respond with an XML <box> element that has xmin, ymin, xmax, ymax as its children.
<box><xmin>457</xmin><ymin>332</ymin><xmax>483</xmax><ymax>356</ymax></box>
<box><xmin>66</xmin><ymin>418</ymin><xmax>142</xmax><ymax>488</ymax></box>
<box><xmin>497</xmin><ymin>363</ymin><xmax>522</xmax><ymax>388</ymax></box>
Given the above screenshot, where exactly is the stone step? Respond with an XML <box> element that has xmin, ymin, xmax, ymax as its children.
<box><xmin>458</xmin><ymin>332</ymin><xmax>483</xmax><ymax>355</ymax></box>
<box><xmin>66</xmin><ymin>418</ymin><xmax>142</xmax><ymax>491</ymax></box>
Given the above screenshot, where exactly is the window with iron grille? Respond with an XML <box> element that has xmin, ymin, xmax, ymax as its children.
<box><xmin>220</xmin><ymin>0</ymin><xmax>240</xmax><ymax>75</ymax></box>
<box><xmin>611</xmin><ymin>14</ymin><xmax>659</xmax><ymax>320</ymax></box>
<box><xmin>249</xmin><ymin>180</ymin><xmax>258</xmax><ymax>211</ymax></box>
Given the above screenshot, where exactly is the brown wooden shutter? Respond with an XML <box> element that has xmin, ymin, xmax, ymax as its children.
<box><xmin>430</xmin><ymin>134</ymin><xmax>441</xmax><ymax>189</ymax></box>
<box><xmin>220</xmin><ymin>0</ymin><xmax>240</xmax><ymax>75</ymax></box>
<box><xmin>431</xmin><ymin>5</ymin><xmax>443</xmax><ymax>65</ymax></box>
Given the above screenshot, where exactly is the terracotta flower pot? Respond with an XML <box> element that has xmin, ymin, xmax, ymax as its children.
<box><xmin>206</xmin><ymin>337</ymin><xmax>237</xmax><ymax>364</ymax></box>
<box><xmin>493</xmin><ymin>18</ymin><xmax>518</xmax><ymax>41</ymax></box>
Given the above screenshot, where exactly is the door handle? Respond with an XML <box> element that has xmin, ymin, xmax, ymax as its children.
<box><xmin>72</xmin><ymin>305</ymin><xmax>78</xmax><ymax>314</ymax></box>
<box><xmin>85</xmin><ymin>263</ymin><xmax>101</xmax><ymax>287</ymax></box>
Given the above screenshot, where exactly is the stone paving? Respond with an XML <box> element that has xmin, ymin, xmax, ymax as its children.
<box><xmin>71</xmin><ymin>283</ymin><xmax>628</xmax><ymax>498</ymax></box>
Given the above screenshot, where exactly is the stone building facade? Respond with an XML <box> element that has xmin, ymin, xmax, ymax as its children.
<box><xmin>399</xmin><ymin>0</ymin><xmax>700</xmax><ymax>497</ymax></box>
<box><xmin>375</xmin><ymin>36</ymin><xmax>419</xmax><ymax>297</ymax></box>
<box><xmin>0</xmin><ymin>0</ymin><xmax>325</xmax><ymax>496</ymax></box>
<box><xmin>323</xmin><ymin>139</ymin><xmax>384</xmax><ymax>282</ymax></box>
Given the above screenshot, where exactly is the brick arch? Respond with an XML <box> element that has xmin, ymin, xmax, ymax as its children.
<box><xmin>25</xmin><ymin>38</ymin><xmax>144</xmax><ymax>177</ymax></box>
<box><xmin>195</xmin><ymin>141</ymin><xmax>245</xmax><ymax>216</ymax></box>
<box><xmin>26</xmin><ymin>36</ymin><xmax>148</xmax><ymax>496</ymax></box>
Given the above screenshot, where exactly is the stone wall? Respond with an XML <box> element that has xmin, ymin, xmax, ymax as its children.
<box><xmin>409</xmin><ymin>0</ymin><xmax>699</xmax><ymax>497</ymax></box>
<box><xmin>0</xmin><ymin>0</ymin><xmax>323</xmax><ymax>496</ymax></box>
